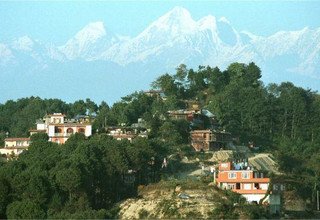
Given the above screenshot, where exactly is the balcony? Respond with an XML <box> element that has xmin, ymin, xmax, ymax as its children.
<box><xmin>53</xmin><ymin>133</ymin><xmax>72</xmax><ymax>137</ymax></box>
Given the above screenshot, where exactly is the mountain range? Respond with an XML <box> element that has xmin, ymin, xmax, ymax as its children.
<box><xmin>1</xmin><ymin>6</ymin><xmax>319</xmax><ymax>104</ymax></box>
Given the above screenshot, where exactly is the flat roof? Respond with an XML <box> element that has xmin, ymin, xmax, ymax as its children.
<box><xmin>29</xmin><ymin>129</ymin><xmax>46</xmax><ymax>132</ymax></box>
<box><xmin>49</xmin><ymin>123</ymin><xmax>91</xmax><ymax>126</ymax></box>
<box><xmin>5</xmin><ymin>138</ymin><xmax>30</xmax><ymax>141</ymax></box>
<box><xmin>46</xmin><ymin>113</ymin><xmax>66</xmax><ymax>117</ymax></box>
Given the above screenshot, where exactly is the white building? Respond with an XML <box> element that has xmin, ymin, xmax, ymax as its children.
<box><xmin>0</xmin><ymin>138</ymin><xmax>31</xmax><ymax>157</ymax></box>
<box><xmin>31</xmin><ymin>113</ymin><xmax>92</xmax><ymax>144</ymax></box>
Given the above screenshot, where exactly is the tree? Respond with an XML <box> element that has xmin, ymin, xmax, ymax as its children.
<box><xmin>55</xmin><ymin>165</ymin><xmax>82</xmax><ymax>201</ymax></box>
<box><xmin>0</xmin><ymin>178</ymin><xmax>10</xmax><ymax>218</ymax></box>
<box><xmin>158</xmin><ymin>121</ymin><xmax>183</xmax><ymax>146</ymax></box>
<box><xmin>152</xmin><ymin>74</ymin><xmax>178</xmax><ymax>97</ymax></box>
<box><xmin>30</xmin><ymin>132</ymin><xmax>49</xmax><ymax>143</ymax></box>
<box><xmin>6</xmin><ymin>200</ymin><xmax>46</xmax><ymax>219</ymax></box>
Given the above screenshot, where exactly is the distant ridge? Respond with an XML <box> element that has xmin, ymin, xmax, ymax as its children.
<box><xmin>0</xmin><ymin>6</ymin><xmax>319</xmax><ymax>103</ymax></box>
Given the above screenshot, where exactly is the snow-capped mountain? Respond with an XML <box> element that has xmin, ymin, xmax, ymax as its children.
<box><xmin>59</xmin><ymin>21</ymin><xmax>119</xmax><ymax>60</ymax></box>
<box><xmin>102</xmin><ymin>7</ymin><xmax>245</xmax><ymax>67</ymax></box>
<box><xmin>0</xmin><ymin>6</ymin><xmax>319</xmax><ymax>104</ymax></box>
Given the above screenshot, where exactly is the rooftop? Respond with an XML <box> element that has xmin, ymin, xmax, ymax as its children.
<box><xmin>5</xmin><ymin>137</ymin><xmax>30</xmax><ymax>141</ymax></box>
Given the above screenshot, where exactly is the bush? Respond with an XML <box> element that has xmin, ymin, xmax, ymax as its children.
<box><xmin>185</xmin><ymin>210</ymin><xmax>203</xmax><ymax>219</ymax></box>
<box><xmin>138</xmin><ymin>208</ymin><xmax>149</xmax><ymax>219</ymax></box>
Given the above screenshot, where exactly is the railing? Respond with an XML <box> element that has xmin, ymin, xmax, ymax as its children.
<box><xmin>54</xmin><ymin>133</ymin><xmax>72</xmax><ymax>137</ymax></box>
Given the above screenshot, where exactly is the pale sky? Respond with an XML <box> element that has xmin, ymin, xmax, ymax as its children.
<box><xmin>1</xmin><ymin>1</ymin><xmax>320</xmax><ymax>44</ymax></box>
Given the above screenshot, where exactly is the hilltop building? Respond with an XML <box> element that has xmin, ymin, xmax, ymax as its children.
<box><xmin>1</xmin><ymin>113</ymin><xmax>92</xmax><ymax>158</ymax></box>
<box><xmin>0</xmin><ymin>138</ymin><xmax>31</xmax><ymax>158</ymax></box>
<box><xmin>215</xmin><ymin>161</ymin><xmax>284</xmax><ymax>213</ymax></box>
<box><xmin>168</xmin><ymin>108</ymin><xmax>219</xmax><ymax>130</ymax></box>
<box><xmin>167</xmin><ymin>109</ymin><xmax>195</xmax><ymax>121</ymax></box>
<box><xmin>30</xmin><ymin>113</ymin><xmax>92</xmax><ymax>144</ymax></box>
<box><xmin>107</xmin><ymin>127</ymin><xmax>148</xmax><ymax>142</ymax></box>
<box><xmin>190</xmin><ymin>129</ymin><xmax>232</xmax><ymax>151</ymax></box>
<box><xmin>144</xmin><ymin>90</ymin><xmax>166</xmax><ymax>100</ymax></box>
<box><xmin>216</xmin><ymin>161</ymin><xmax>270</xmax><ymax>203</ymax></box>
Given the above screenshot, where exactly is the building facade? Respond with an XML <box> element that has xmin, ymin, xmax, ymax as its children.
<box><xmin>108</xmin><ymin>128</ymin><xmax>148</xmax><ymax>142</ymax></box>
<box><xmin>0</xmin><ymin>138</ymin><xmax>31</xmax><ymax>157</ymax></box>
<box><xmin>31</xmin><ymin>113</ymin><xmax>92</xmax><ymax>144</ymax></box>
<box><xmin>215</xmin><ymin>161</ymin><xmax>270</xmax><ymax>203</ymax></box>
<box><xmin>167</xmin><ymin>110</ymin><xmax>195</xmax><ymax>121</ymax></box>
<box><xmin>190</xmin><ymin>129</ymin><xmax>232</xmax><ymax>151</ymax></box>
<box><xmin>1</xmin><ymin>113</ymin><xmax>92</xmax><ymax>158</ymax></box>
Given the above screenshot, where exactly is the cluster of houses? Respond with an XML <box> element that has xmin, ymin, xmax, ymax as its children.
<box><xmin>0</xmin><ymin>94</ymin><xmax>236</xmax><ymax>162</ymax></box>
<box><xmin>167</xmin><ymin>99</ymin><xmax>232</xmax><ymax>152</ymax></box>
<box><xmin>0</xmin><ymin>94</ymin><xmax>284</xmax><ymax>213</ymax></box>
<box><xmin>106</xmin><ymin>118</ymin><xmax>148</xmax><ymax>142</ymax></box>
<box><xmin>0</xmin><ymin>112</ymin><xmax>151</xmax><ymax>159</ymax></box>
<box><xmin>0</xmin><ymin>113</ymin><xmax>92</xmax><ymax>158</ymax></box>
<box><xmin>165</xmin><ymin>97</ymin><xmax>284</xmax><ymax>213</ymax></box>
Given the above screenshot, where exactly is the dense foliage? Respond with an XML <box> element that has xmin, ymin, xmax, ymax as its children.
<box><xmin>152</xmin><ymin>63</ymin><xmax>320</xmax><ymax>209</ymax></box>
<box><xmin>0</xmin><ymin>62</ymin><xmax>320</xmax><ymax>217</ymax></box>
<box><xmin>0</xmin><ymin>133</ymin><xmax>166</xmax><ymax>218</ymax></box>
<box><xmin>0</xmin><ymin>97</ymin><xmax>98</xmax><ymax>140</ymax></box>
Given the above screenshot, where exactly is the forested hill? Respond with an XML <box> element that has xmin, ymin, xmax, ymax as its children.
<box><xmin>2</xmin><ymin>62</ymin><xmax>319</xmax><ymax>146</ymax></box>
<box><xmin>0</xmin><ymin>62</ymin><xmax>320</xmax><ymax>218</ymax></box>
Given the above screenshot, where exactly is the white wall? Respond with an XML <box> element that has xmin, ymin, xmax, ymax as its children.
<box><xmin>37</xmin><ymin>123</ymin><xmax>46</xmax><ymax>130</ymax></box>
<box><xmin>85</xmin><ymin>125</ymin><xmax>92</xmax><ymax>137</ymax></box>
<box><xmin>260</xmin><ymin>183</ymin><xmax>269</xmax><ymax>190</ymax></box>
<box><xmin>242</xmin><ymin>194</ymin><xmax>268</xmax><ymax>203</ymax></box>
<box><xmin>48</xmin><ymin>125</ymin><xmax>55</xmax><ymax>137</ymax></box>
<box><xmin>0</xmin><ymin>148</ymin><xmax>25</xmax><ymax>155</ymax></box>
<box><xmin>5</xmin><ymin>140</ymin><xmax>29</xmax><ymax>147</ymax></box>
<box><xmin>243</xmin><ymin>183</ymin><xmax>252</xmax><ymax>190</ymax></box>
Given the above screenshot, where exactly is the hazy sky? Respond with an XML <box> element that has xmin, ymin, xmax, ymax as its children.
<box><xmin>1</xmin><ymin>1</ymin><xmax>320</xmax><ymax>44</ymax></box>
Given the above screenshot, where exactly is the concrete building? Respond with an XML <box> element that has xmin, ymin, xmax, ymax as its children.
<box><xmin>167</xmin><ymin>109</ymin><xmax>195</xmax><ymax>121</ymax></box>
<box><xmin>0</xmin><ymin>113</ymin><xmax>92</xmax><ymax>159</ymax></box>
<box><xmin>31</xmin><ymin>113</ymin><xmax>92</xmax><ymax>144</ymax></box>
<box><xmin>144</xmin><ymin>90</ymin><xmax>166</xmax><ymax>100</ymax></box>
<box><xmin>215</xmin><ymin>161</ymin><xmax>270</xmax><ymax>203</ymax></box>
<box><xmin>190</xmin><ymin>129</ymin><xmax>232</xmax><ymax>151</ymax></box>
<box><xmin>0</xmin><ymin>137</ymin><xmax>31</xmax><ymax>157</ymax></box>
<box><xmin>107</xmin><ymin>128</ymin><xmax>148</xmax><ymax>142</ymax></box>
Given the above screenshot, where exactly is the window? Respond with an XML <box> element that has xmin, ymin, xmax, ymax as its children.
<box><xmin>55</xmin><ymin>127</ymin><xmax>62</xmax><ymax>133</ymax></box>
<box><xmin>241</xmin><ymin>172</ymin><xmax>250</xmax><ymax>179</ymax></box>
<box><xmin>236</xmin><ymin>183</ymin><xmax>241</xmax><ymax>189</ymax></box>
<box><xmin>221</xmin><ymin>163</ymin><xmax>229</xmax><ymax>168</ymax></box>
<box><xmin>228</xmin><ymin>172</ymin><xmax>237</xmax><ymax>179</ymax></box>
<box><xmin>254</xmin><ymin>183</ymin><xmax>260</xmax><ymax>189</ymax></box>
<box><xmin>244</xmin><ymin>183</ymin><xmax>252</xmax><ymax>190</ymax></box>
<box><xmin>227</xmin><ymin>184</ymin><xmax>235</xmax><ymax>190</ymax></box>
<box><xmin>67</xmin><ymin>128</ymin><xmax>74</xmax><ymax>134</ymax></box>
